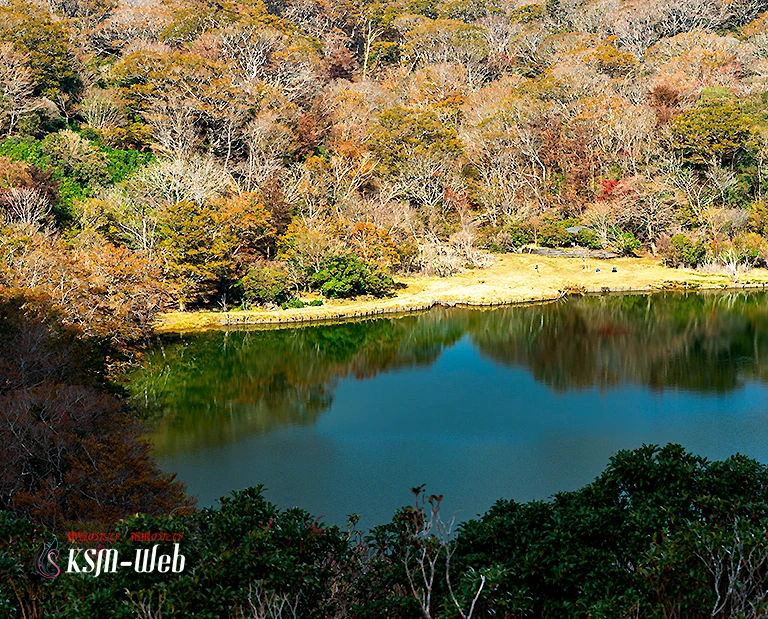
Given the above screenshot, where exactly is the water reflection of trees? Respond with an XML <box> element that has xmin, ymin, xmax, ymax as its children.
<box><xmin>134</xmin><ymin>292</ymin><xmax>768</xmax><ymax>454</ymax></box>
<box><xmin>134</xmin><ymin>311</ymin><xmax>466</xmax><ymax>454</ymax></box>
<box><xmin>471</xmin><ymin>292</ymin><xmax>768</xmax><ymax>392</ymax></box>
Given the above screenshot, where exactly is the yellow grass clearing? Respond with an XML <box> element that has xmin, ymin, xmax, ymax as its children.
<box><xmin>155</xmin><ymin>254</ymin><xmax>768</xmax><ymax>333</ymax></box>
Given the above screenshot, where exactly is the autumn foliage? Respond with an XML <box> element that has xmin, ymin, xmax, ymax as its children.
<box><xmin>0</xmin><ymin>293</ymin><xmax>192</xmax><ymax>528</ymax></box>
<box><xmin>1</xmin><ymin>0</ymin><xmax>768</xmax><ymax>536</ymax></box>
<box><xmin>0</xmin><ymin>0</ymin><xmax>766</xmax><ymax>309</ymax></box>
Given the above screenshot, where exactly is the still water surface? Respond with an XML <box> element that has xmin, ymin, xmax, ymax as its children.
<box><xmin>134</xmin><ymin>292</ymin><xmax>768</xmax><ymax>527</ymax></box>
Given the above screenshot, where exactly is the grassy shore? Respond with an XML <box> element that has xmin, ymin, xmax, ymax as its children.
<box><xmin>155</xmin><ymin>254</ymin><xmax>768</xmax><ymax>332</ymax></box>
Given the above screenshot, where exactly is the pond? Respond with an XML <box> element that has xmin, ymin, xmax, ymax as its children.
<box><xmin>132</xmin><ymin>291</ymin><xmax>768</xmax><ymax>528</ymax></box>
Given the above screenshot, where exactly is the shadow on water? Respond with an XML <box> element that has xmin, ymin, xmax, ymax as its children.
<box><xmin>133</xmin><ymin>291</ymin><xmax>768</xmax><ymax>457</ymax></box>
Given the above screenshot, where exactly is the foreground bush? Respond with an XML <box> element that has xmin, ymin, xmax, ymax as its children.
<box><xmin>2</xmin><ymin>445</ymin><xmax>768</xmax><ymax>618</ymax></box>
<box><xmin>456</xmin><ymin>443</ymin><xmax>768</xmax><ymax>618</ymax></box>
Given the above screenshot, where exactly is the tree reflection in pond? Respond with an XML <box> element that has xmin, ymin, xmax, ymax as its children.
<box><xmin>132</xmin><ymin>291</ymin><xmax>768</xmax><ymax>456</ymax></box>
<box><xmin>133</xmin><ymin>313</ymin><xmax>466</xmax><ymax>454</ymax></box>
<box><xmin>473</xmin><ymin>292</ymin><xmax>768</xmax><ymax>392</ymax></box>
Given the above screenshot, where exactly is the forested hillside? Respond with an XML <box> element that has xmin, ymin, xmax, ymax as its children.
<box><xmin>2</xmin><ymin>0</ymin><xmax>768</xmax><ymax>314</ymax></box>
<box><xmin>3</xmin><ymin>3</ymin><xmax>768</xmax><ymax>614</ymax></box>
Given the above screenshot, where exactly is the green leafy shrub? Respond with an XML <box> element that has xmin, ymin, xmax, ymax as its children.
<box><xmin>537</xmin><ymin>218</ymin><xmax>574</xmax><ymax>248</ymax></box>
<box><xmin>3</xmin><ymin>447</ymin><xmax>768</xmax><ymax>617</ymax></box>
<box><xmin>239</xmin><ymin>265</ymin><xmax>291</xmax><ymax>305</ymax></box>
<box><xmin>455</xmin><ymin>444</ymin><xmax>768</xmax><ymax>618</ymax></box>
<box><xmin>507</xmin><ymin>221</ymin><xmax>534</xmax><ymax>248</ymax></box>
<box><xmin>309</xmin><ymin>253</ymin><xmax>396</xmax><ymax>298</ymax></box>
<box><xmin>281</xmin><ymin>298</ymin><xmax>304</xmax><ymax>309</ymax></box>
<box><xmin>278</xmin><ymin>298</ymin><xmax>323</xmax><ymax>309</ymax></box>
<box><xmin>575</xmin><ymin>228</ymin><xmax>602</xmax><ymax>249</ymax></box>
<box><xmin>611</xmin><ymin>229</ymin><xmax>641</xmax><ymax>256</ymax></box>
<box><xmin>1</xmin><ymin>487</ymin><xmax>349</xmax><ymax>619</ymax></box>
<box><xmin>103</xmin><ymin>146</ymin><xmax>154</xmax><ymax>183</ymax></box>
<box><xmin>0</xmin><ymin>136</ymin><xmax>45</xmax><ymax>166</ymax></box>
<box><xmin>659</xmin><ymin>234</ymin><xmax>708</xmax><ymax>267</ymax></box>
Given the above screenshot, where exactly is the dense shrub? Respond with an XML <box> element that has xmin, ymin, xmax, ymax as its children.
<box><xmin>659</xmin><ymin>234</ymin><xmax>708</xmax><ymax>267</ymax></box>
<box><xmin>238</xmin><ymin>264</ymin><xmax>291</xmax><ymax>306</ymax></box>
<box><xmin>455</xmin><ymin>444</ymin><xmax>768</xmax><ymax>618</ymax></box>
<box><xmin>103</xmin><ymin>146</ymin><xmax>154</xmax><ymax>183</ymax></box>
<box><xmin>281</xmin><ymin>298</ymin><xmax>323</xmax><ymax>309</ymax></box>
<box><xmin>309</xmin><ymin>253</ymin><xmax>396</xmax><ymax>298</ymax></box>
<box><xmin>575</xmin><ymin>228</ymin><xmax>602</xmax><ymax>249</ymax></box>
<box><xmin>0</xmin><ymin>488</ymin><xmax>349</xmax><ymax>619</ymax></box>
<box><xmin>537</xmin><ymin>218</ymin><xmax>575</xmax><ymax>248</ymax></box>
<box><xmin>507</xmin><ymin>221</ymin><xmax>534</xmax><ymax>248</ymax></box>
<box><xmin>612</xmin><ymin>229</ymin><xmax>642</xmax><ymax>256</ymax></box>
<box><xmin>3</xmin><ymin>446</ymin><xmax>768</xmax><ymax>618</ymax></box>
